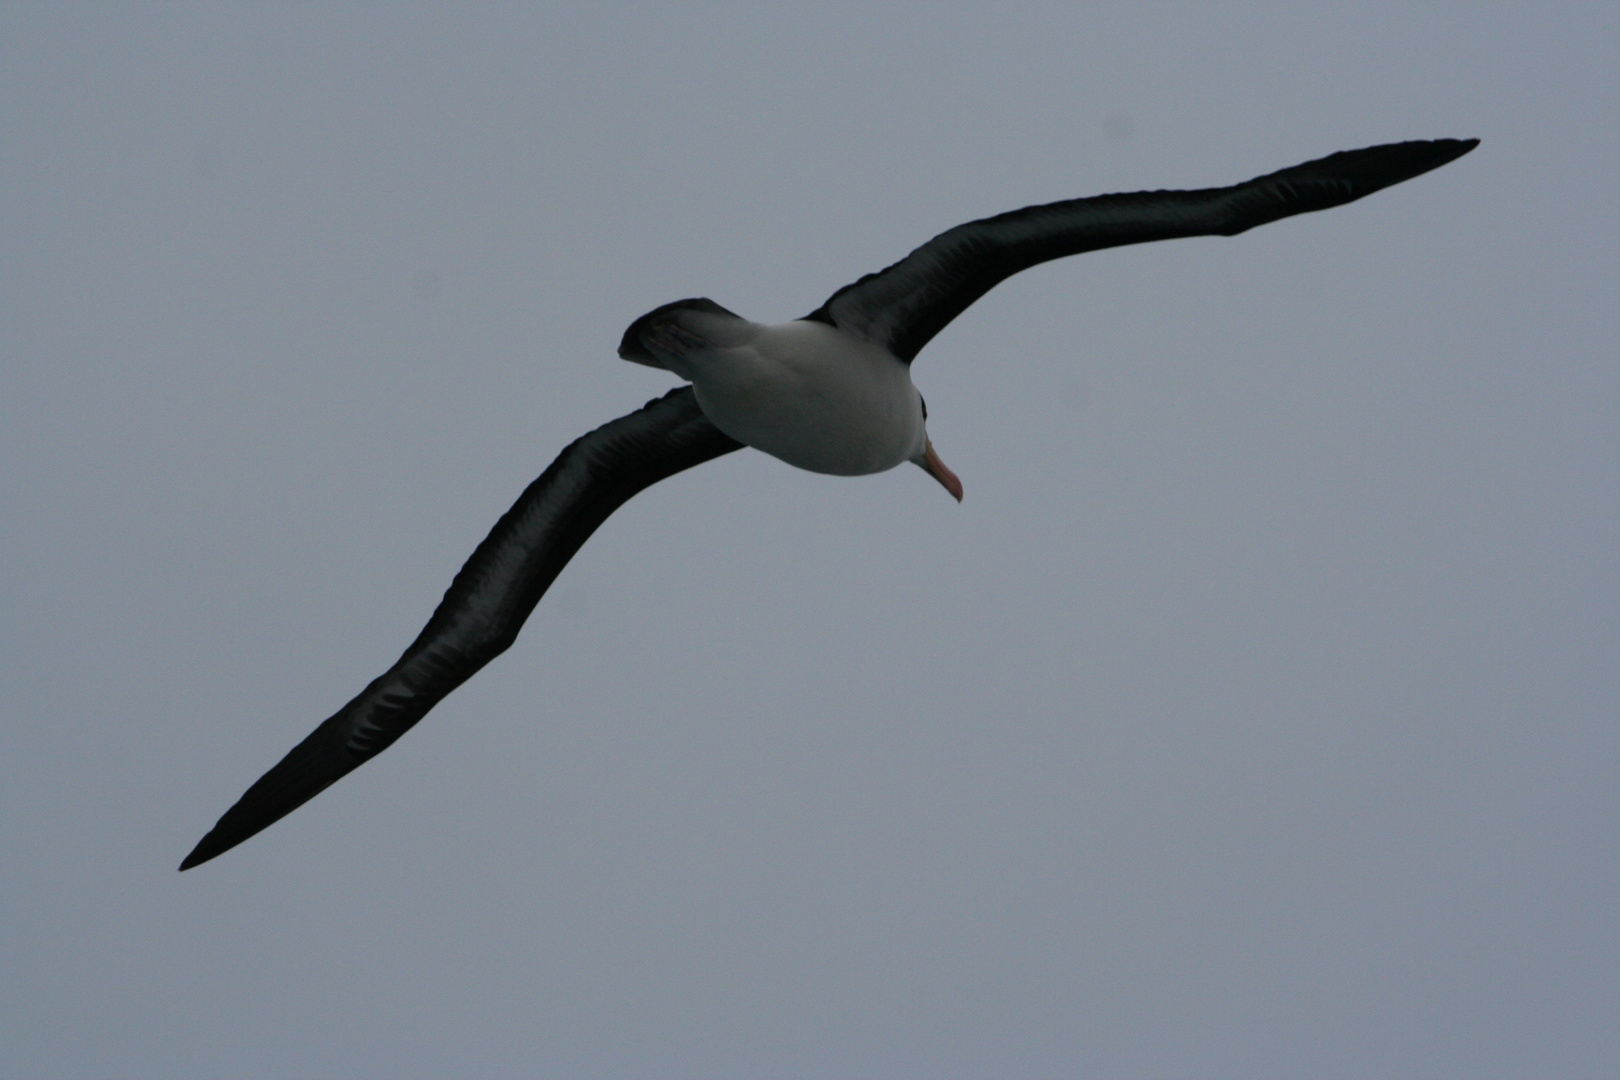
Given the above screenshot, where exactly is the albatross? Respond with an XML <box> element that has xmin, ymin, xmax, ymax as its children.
<box><xmin>181</xmin><ymin>137</ymin><xmax>1477</xmax><ymax>870</ymax></box>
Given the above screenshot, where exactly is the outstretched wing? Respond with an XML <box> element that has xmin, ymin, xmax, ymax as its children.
<box><xmin>181</xmin><ymin>386</ymin><xmax>742</xmax><ymax>870</ymax></box>
<box><xmin>806</xmin><ymin>138</ymin><xmax>1478</xmax><ymax>363</ymax></box>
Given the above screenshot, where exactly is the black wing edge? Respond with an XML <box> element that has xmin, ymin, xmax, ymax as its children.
<box><xmin>179</xmin><ymin>386</ymin><xmax>741</xmax><ymax>870</ymax></box>
<box><xmin>806</xmin><ymin>137</ymin><xmax>1479</xmax><ymax>363</ymax></box>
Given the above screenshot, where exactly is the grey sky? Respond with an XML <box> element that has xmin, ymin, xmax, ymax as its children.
<box><xmin>3</xmin><ymin>5</ymin><xmax>1615</xmax><ymax>1078</ymax></box>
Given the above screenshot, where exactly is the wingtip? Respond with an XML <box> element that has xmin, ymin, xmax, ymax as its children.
<box><xmin>1365</xmin><ymin>137</ymin><xmax>1480</xmax><ymax>175</ymax></box>
<box><xmin>1399</xmin><ymin>137</ymin><xmax>1479</xmax><ymax>177</ymax></box>
<box><xmin>1439</xmin><ymin>136</ymin><xmax>1481</xmax><ymax>160</ymax></box>
<box><xmin>1260</xmin><ymin>137</ymin><xmax>1482</xmax><ymax>207</ymax></box>
<box><xmin>179</xmin><ymin>816</ymin><xmax>251</xmax><ymax>870</ymax></box>
<box><xmin>178</xmin><ymin>837</ymin><xmax>217</xmax><ymax>872</ymax></box>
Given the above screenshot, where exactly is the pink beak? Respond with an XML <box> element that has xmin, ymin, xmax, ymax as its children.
<box><xmin>918</xmin><ymin>438</ymin><xmax>963</xmax><ymax>502</ymax></box>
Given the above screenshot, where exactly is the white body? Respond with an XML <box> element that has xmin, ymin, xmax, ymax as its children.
<box><xmin>651</xmin><ymin>313</ymin><xmax>928</xmax><ymax>477</ymax></box>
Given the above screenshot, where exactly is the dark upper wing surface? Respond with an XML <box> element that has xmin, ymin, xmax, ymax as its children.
<box><xmin>807</xmin><ymin>138</ymin><xmax>1478</xmax><ymax>363</ymax></box>
<box><xmin>181</xmin><ymin>386</ymin><xmax>742</xmax><ymax>870</ymax></box>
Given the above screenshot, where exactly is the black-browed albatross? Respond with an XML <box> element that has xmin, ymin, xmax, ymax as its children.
<box><xmin>181</xmin><ymin>137</ymin><xmax>1477</xmax><ymax>870</ymax></box>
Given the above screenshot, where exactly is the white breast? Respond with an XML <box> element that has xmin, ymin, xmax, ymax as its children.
<box><xmin>686</xmin><ymin>319</ymin><xmax>926</xmax><ymax>477</ymax></box>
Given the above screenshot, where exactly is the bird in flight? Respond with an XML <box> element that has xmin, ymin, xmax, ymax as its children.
<box><xmin>181</xmin><ymin>137</ymin><xmax>1477</xmax><ymax>870</ymax></box>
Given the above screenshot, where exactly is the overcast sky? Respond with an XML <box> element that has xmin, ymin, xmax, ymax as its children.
<box><xmin>3</xmin><ymin>5</ymin><xmax>1615</xmax><ymax>1078</ymax></box>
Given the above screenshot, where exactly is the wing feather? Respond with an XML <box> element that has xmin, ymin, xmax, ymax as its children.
<box><xmin>180</xmin><ymin>386</ymin><xmax>741</xmax><ymax>869</ymax></box>
<box><xmin>807</xmin><ymin>138</ymin><xmax>1478</xmax><ymax>362</ymax></box>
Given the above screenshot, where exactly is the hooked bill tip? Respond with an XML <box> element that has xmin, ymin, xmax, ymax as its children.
<box><xmin>921</xmin><ymin>439</ymin><xmax>963</xmax><ymax>502</ymax></box>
